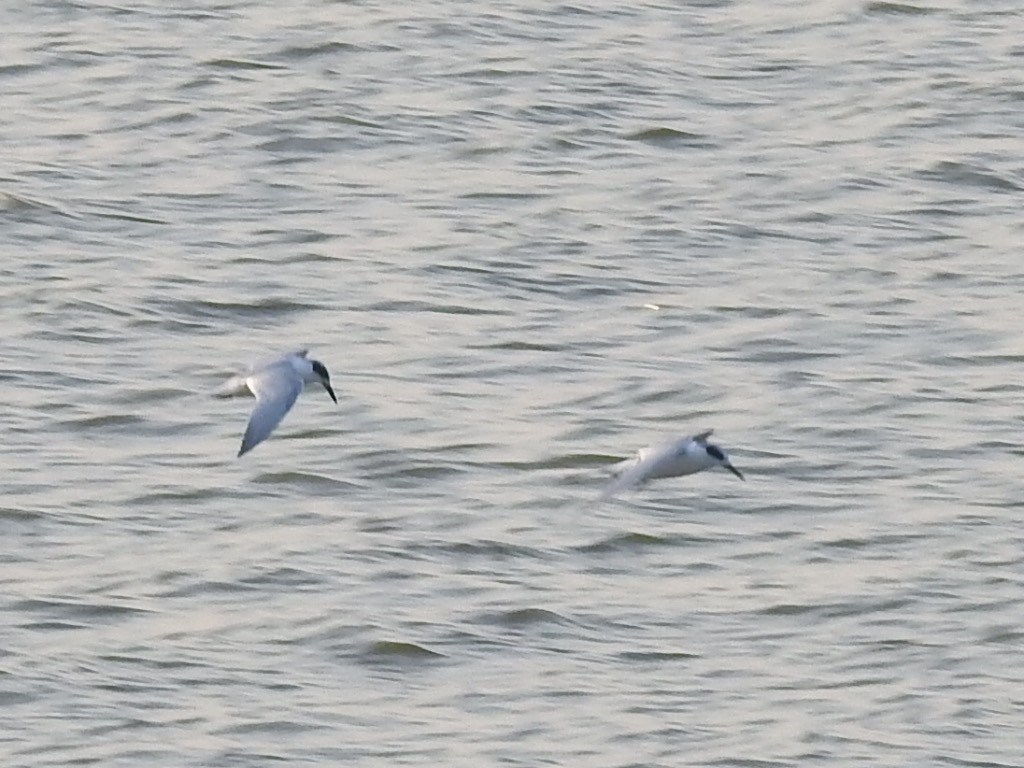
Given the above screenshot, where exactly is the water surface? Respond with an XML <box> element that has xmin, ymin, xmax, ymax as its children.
<box><xmin>3</xmin><ymin>1</ymin><xmax>1023</xmax><ymax>765</ymax></box>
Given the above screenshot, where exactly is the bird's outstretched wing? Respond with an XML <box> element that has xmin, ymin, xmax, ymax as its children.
<box><xmin>600</xmin><ymin>454</ymin><xmax>649</xmax><ymax>500</ymax></box>
<box><xmin>238</xmin><ymin>363</ymin><xmax>303</xmax><ymax>456</ymax></box>
<box><xmin>599</xmin><ymin>441</ymin><xmax>676</xmax><ymax>501</ymax></box>
<box><xmin>213</xmin><ymin>374</ymin><xmax>252</xmax><ymax>398</ymax></box>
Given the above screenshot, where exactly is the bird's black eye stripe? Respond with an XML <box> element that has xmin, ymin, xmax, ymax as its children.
<box><xmin>312</xmin><ymin>361</ymin><xmax>329</xmax><ymax>378</ymax></box>
<box><xmin>706</xmin><ymin>445</ymin><xmax>725</xmax><ymax>461</ymax></box>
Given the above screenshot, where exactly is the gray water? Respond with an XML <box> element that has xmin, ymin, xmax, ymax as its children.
<box><xmin>3</xmin><ymin>1</ymin><xmax>1023</xmax><ymax>765</ymax></box>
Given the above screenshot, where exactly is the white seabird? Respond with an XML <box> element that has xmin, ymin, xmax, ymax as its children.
<box><xmin>215</xmin><ymin>349</ymin><xmax>337</xmax><ymax>457</ymax></box>
<box><xmin>601</xmin><ymin>430</ymin><xmax>744</xmax><ymax>500</ymax></box>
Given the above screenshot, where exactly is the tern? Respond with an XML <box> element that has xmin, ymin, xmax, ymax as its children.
<box><xmin>215</xmin><ymin>349</ymin><xmax>337</xmax><ymax>457</ymax></box>
<box><xmin>600</xmin><ymin>430</ymin><xmax>744</xmax><ymax>500</ymax></box>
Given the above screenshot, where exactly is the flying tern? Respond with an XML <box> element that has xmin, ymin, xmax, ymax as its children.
<box><xmin>215</xmin><ymin>349</ymin><xmax>337</xmax><ymax>457</ymax></box>
<box><xmin>600</xmin><ymin>430</ymin><xmax>744</xmax><ymax>500</ymax></box>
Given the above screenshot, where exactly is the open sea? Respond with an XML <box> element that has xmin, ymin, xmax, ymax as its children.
<box><xmin>3</xmin><ymin>1</ymin><xmax>1023</xmax><ymax>765</ymax></box>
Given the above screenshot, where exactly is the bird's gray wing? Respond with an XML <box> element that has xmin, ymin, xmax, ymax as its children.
<box><xmin>598</xmin><ymin>439</ymin><xmax>689</xmax><ymax>500</ymax></box>
<box><xmin>238</xmin><ymin>364</ymin><xmax>303</xmax><ymax>456</ymax></box>
<box><xmin>214</xmin><ymin>374</ymin><xmax>252</xmax><ymax>398</ymax></box>
<box><xmin>600</xmin><ymin>446</ymin><xmax>663</xmax><ymax>500</ymax></box>
<box><xmin>600</xmin><ymin>457</ymin><xmax>644</xmax><ymax>500</ymax></box>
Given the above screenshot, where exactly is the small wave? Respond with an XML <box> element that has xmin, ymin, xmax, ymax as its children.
<box><xmin>251</xmin><ymin>471</ymin><xmax>360</xmax><ymax>492</ymax></box>
<box><xmin>759</xmin><ymin>602</ymin><xmax>822</xmax><ymax>617</ymax></box>
<box><xmin>240</xmin><ymin>567</ymin><xmax>326</xmax><ymax>590</ymax></box>
<box><xmin>216</xmin><ymin>719</ymin><xmax>318</xmax><ymax>736</ymax></box>
<box><xmin>458</xmin><ymin>191</ymin><xmax>545</xmax><ymax>202</ymax></box>
<box><xmin>117</xmin><ymin>387</ymin><xmax>193</xmax><ymax>405</ymax></box>
<box><xmin>0</xmin><ymin>506</ymin><xmax>47</xmax><ymax>522</ymax></box>
<box><xmin>146</xmin><ymin>297</ymin><xmax>317</xmax><ymax>327</ymax></box>
<box><xmin>91</xmin><ymin>209</ymin><xmax>168</xmax><ymax>225</ymax></box>
<box><xmin>577</xmin><ymin>531</ymin><xmax>669</xmax><ymax>553</ymax></box>
<box><xmin>625</xmin><ymin>127</ymin><xmax>713</xmax><ymax>147</ymax></box>
<box><xmin>480</xmin><ymin>607</ymin><xmax>573</xmax><ymax>628</ymax></box>
<box><xmin>158</xmin><ymin>579</ymin><xmax>259</xmax><ymax>600</ymax></box>
<box><xmin>577</xmin><ymin>531</ymin><xmax>716</xmax><ymax>554</ymax></box>
<box><xmin>443</xmin><ymin>539</ymin><xmax>552</xmax><ymax>561</ymax></box>
<box><xmin>127</xmin><ymin>487</ymin><xmax>235</xmax><ymax>506</ymax></box>
<box><xmin>618</xmin><ymin>650</ymin><xmax>700</xmax><ymax>662</ymax></box>
<box><xmin>386</xmin><ymin>463</ymin><xmax>466</xmax><ymax>482</ymax></box>
<box><xmin>204</xmin><ymin>57</ymin><xmax>286</xmax><ymax>71</ymax></box>
<box><xmin>864</xmin><ymin>1</ymin><xmax>936</xmax><ymax>16</ymax></box>
<box><xmin>276</xmin><ymin>41</ymin><xmax>359</xmax><ymax>61</ymax></box>
<box><xmin>497</xmin><ymin>453</ymin><xmax>613</xmax><ymax>471</ymax></box>
<box><xmin>469</xmin><ymin>340</ymin><xmax>564</xmax><ymax>352</ymax></box>
<box><xmin>0</xmin><ymin>190</ymin><xmax>78</xmax><ymax>220</ymax></box>
<box><xmin>18</xmin><ymin>620</ymin><xmax>87</xmax><ymax>632</ymax></box>
<box><xmin>918</xmin><ymin>161</ymin><xmax>1022</xmax><ymax>192</ymax></box>
<box><xmin>361</xmin><ymin>640</ymin><xmax>445</xmax><ymax>661</ymax></box>
<box><xmin>821</xmin><ymin>536</ymin><xmax>873</xmax><ymax>550</ymax></box>
<box><xmin>58</xmin><ymin>413</ymin><xmax>146</xmax><ymax>431</ymax></box>
<box><xmin>362</xmin><ymin>298</ymin><xmax>506</xmax><ymax>316</ymax></box>
<box><xmin>14</xmin><ymin>598</ymin><xmax>150</xmax><ymax>622</ymax></box>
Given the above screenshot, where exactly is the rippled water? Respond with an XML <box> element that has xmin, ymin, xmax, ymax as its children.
<box><xmin>4</xmin><ymin>1</ymin><xmax>1023</xmax><ymax>765</ymax></box>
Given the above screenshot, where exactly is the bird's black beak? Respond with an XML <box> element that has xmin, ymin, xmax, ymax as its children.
<box><xmin>725</xmin><ymin>462</ymin><xmax>744</xmax><ymax>480</ymax></box>
<box><xmin>322</xmin><ymin>379</ymin><xmax>337</xmax><ymax>404</ymax></box>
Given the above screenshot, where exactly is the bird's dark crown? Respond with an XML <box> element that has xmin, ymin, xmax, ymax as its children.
<box><xmin>705</xmin><ymin>444</ymin><xmax>725</xmax><ymax>461</ymax></box>
<box><xmin>311</xmin><ymin>360</ymin><xmax>330</xmax><ymax>380</ymax></box>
